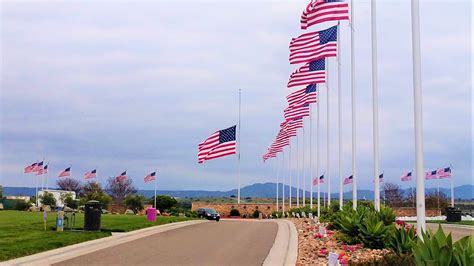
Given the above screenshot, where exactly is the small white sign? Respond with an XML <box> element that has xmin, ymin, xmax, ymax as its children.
<box><xmin>319</xmin><ymin>225</ymin><xmax>326</xmax><ymax>236</ymax></box>
<box><xmin>328</xmin><ymin>252</ymin><xmax>339</xmax><ymax>266</ymax></box>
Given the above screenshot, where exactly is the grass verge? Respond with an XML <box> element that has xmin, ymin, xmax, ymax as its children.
<box><xmin>0</xmin><ymin>210</ymin><xmax>192</xmax><ymax>261</ymax></box>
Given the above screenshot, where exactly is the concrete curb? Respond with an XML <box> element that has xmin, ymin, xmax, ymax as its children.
<box><xmin>1</xmin><ymin>220</ymin><xmax>207</xmax><ymax>266</ymax></box>
<box><xmin>263</xmin><ymin>220</ymin><xmax>298</xmax><ymax>266</ymax></box>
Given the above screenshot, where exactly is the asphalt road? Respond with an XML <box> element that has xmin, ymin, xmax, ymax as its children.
<box><xmin>54</xmin><ymin>220</ymin><xmax>278</xmax><ymax>266</ymax></box>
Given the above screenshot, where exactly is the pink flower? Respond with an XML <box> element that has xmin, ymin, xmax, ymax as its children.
<box><xmin>340</xmin><ymin>259</ymin><xmax>349</xmax><ymax>265</ymax></box>
<box><xmin>338</xmin><ymin>252</ymin><xmax>345</xmax><ymax>260</ymax></box>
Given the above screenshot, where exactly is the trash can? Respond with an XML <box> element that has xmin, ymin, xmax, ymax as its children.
<box><xmin>84</xmin><ymin>200</ymin><xmax>102</xmax><ymax>231</ymax></box>
<box><xmin>445</xmin><ymin>207</ymin><xmax>462</xmax><ymax>222</ymax></box>
<box><xmin>147</xmin><ymin>208</ymin><xmax>157</xmax><ymax>222</ymax></box>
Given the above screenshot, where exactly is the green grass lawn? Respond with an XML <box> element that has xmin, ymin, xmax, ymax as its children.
<box><xmin>426</xmin><ymin>220</ymin><xmax>474</xmax><ymax>226</ymax></box>
<box><xmin>0</xmin><ymin>210</ymin><xmax>193</xmax><ymax>261</ymax></box>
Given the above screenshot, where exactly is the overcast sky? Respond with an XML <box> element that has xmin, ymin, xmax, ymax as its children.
<box><xmin>0</xmin><ymin>0</ymin><xmax>472</xmax><ymax>193</ymax></box>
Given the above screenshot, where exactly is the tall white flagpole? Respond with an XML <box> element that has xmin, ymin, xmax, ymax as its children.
<box><xmin>282</xmin><ymin>151</ymin><xmax>285</xmax><ymax>213</ymax></box>
<box><xmin>154</xmin><ymin>170</ymin><xmax>157</xmax><ymax>208</ymax></box>
<box><xmin>276</xmin><ymin>156</ymin><xmax>279</xmax><ymax>212</ymax></box>
<box><xmin>327</xmin><ymin>64</ymin><xmax>331</xmax><ymax>206</ymax></box>
<box><xmin>350</xmin><ymin>0</ymin><xmax>357</xmax><ymax>210</ymax></box>
<box><xmin>450</xmin><ymin>165</ymin><xmax>454</xmax><ymax>207</ymax></box>
<box><xmin>302</xmin><ymin>127</ymin><xmax>306</xmax><ymax>206</ymax></box>
<box><xmin>296</xmin><ymin>135</ymin><xmax>300</xmax><ymax>207</ymax></box>
<box><xmin>289</xmin><ymin>145</ymin><xmax>292</xmax><ymax>209</ymax></box>
<box><xmin>238</xmin><ymin>89</ymin><xmax>242</xmax><ymax>204</ymax></box>
<box><xmin>411</xmin><ymin>0</ymin><xmax>426</xmax><ymax>234</ymax></box>
<box><xmin>317</xmin><ymin>96</ymin><xmax>321</xmax><ymax>216</ymax></box>
<box><xmin>371</xmin><ymin>0</ymin><xmax>381</xmax><ymax>212</ymax></box>
<box><xmin>310</xmin><ymin>105</ymin><xmax>314</xmax><ymax>209</ymax></box>
<box><xmin>337</xmin><ymin>22</ymin><xmax>343</xmax><ymax>210</ymax></box>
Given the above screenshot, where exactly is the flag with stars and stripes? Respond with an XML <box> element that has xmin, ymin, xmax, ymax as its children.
<box><xmin>58</xmin><ymin>167</ymin><xmax>71</xmax><ymax>177</ymax></box>
<box><xmin>343</xmin><ymin>175</ymin><xmax>353</xmax><ymax>185</ymax></box>
<box><xmin>32</xmin><ymin>161</ymin><xmax>44</xmax><ymax>172</ymax></box>
<box><xmin>313</xmin><ymin>175</ymin><xmax>324</xmax><ymax>185</ymax></box>
<box><xmin>24</xmin><ymin>162</ymin><xmax>38</xmax><ymax>173</ymax></box>
<box><xmin>300</xmin><ymin>0</ymin><xmax>349</xmax><ymax>30</ymax></box>
<box><xmin>198</xmin><ymin>125</ymin><xmax>237</xmax><ymax>164</ymax></box>
<box><xmin>425</xmin><ymin>170</ymin><xmax>438</xmax><ymax>180</ymax></box>
<box><xmin>144</xmin><ymin>172</ymin><xmax>156</xmax><ymax>183</ymax></box>
<box><xmin>437</xmin><ymin>167</ymin><xmax>452</xmax><ymax>179</ymax></box>
<box><xmin>36</xmin><ymin>164</ymin><xmax>48</xmax><ymax>176</ymax></box>
<box><xmin>84</xmin><ymin>169</ymin><xmax>97</xmax><ymax>179</ymax></box>
<box><xmin>288</xmin><ymin>58</ymin><xmax>326</xmax><ymax>88</ymax></box>
<box><xmin>401</xmin><ymin>172</ymin><xmax>412</xmax><ymax>182</ymax></box>
<box><xmin>116</xmin><ymin>171</ymin><xmax>127</xmax><ymax>181</ymax></box>
<box><xmin>287</xmin><ymin>84</ymin><xmax>318</xmax><ymax>107</ymax></box>
<box><xmin>284</xmin><ymin>104</ymin><xmax>310</xmax><ymax>121</ymax></box>
<box><xmin>290</xmin><ymin>25</ymin><xmax>338</xmax><ymax>65</ymax></box>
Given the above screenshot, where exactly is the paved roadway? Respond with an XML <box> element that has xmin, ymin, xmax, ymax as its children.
<box><xmin>54</xmin><ymin>220</ymin><xmax>278</xmax><ymax>266</ymax></box>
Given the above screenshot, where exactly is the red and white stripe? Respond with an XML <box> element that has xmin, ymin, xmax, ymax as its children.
<box><xmin>301</xmin><ymin>0</ymin><xmax>349</xmax><ymax>30</ymax></box>
<box><xmin>288</xmin><ymin>63</ymin><xmax>325</xmax><ymax>88</ymax></box>
<box><xmin>289</xmin><ymin>31</ymin><xmax>337</xmax><ymax>65</ymax></box>
<box><xmin>284</xmin><ymin>105</ymin><xmax>310</xmax><ymax>121</ymax></box>
<box><xmin>198</xmin><ymin>131</ymin><xmax>236</xmax><ymax>164</ymax></box>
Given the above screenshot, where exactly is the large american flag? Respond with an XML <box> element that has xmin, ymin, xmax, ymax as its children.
<box><xmin>144</xmin><ymin>171</ymin><xmax>156</xmax><ymax>183</ymax></box>
<box><xmin>36</xmin><ymin>164</ymin><xmax>48</xmax><ymax>176</ymax></box>
<box><xmin>116</xmin><ymin>171</ymin><xmax>127</xmax><ymax>181</ymax></box>
<box><xmin>288</xmin><ymin>58</ymin><xmax>326</xmax><ymax>88</ymax></box>
<box><xmin>284</xmin><ymin>104</ymin><xmax>310</xmax><ymax>121</ymax></box>
<box><xmin>58</xmin><ymin>167</ymin><xmax>71</xmax><ymax>178</ymax></box>
<box><xmin>198</xmin><ymin>125</ymin><xmax>237</xmax><ymax>164</ymax></box>
<box><xmin>32</xmin><ymin>161</ymin><xmax>44</xmax><ymax>172</ymax></box>
<box><xmin>437</xmin><ymin>167</ymin><xmax>452</xmax><ymax>179</ymax></box>
<box><xmin>425</xmin><ymin>170</ymin><xmax>438</xmax><ymax>180</ymax></box>
<box><xmin>300</xmin><ymin>0</ymin><xmax>349</xmax><ymax>30</ymax></box>
<box><xmin>343</xmin><ymin>175</ymin><xmax>353</xmax><ymax>185</ymax></box>
<box><xmin>401</xmin><ymin>172</ymin><xmax>412</xmax><ymax>182</ymax></box>
<box><xmin>24</xmin><ymin>162</ymin><xmax>38</xmax><ymax>173</ymax></box>
<box><xmin>84</xmin><ymin>169</ymin><xmax>97</xmax><ymax>179</ymax></box>
<box><xmin>287</xmin><ymin>84</ymin><xmax>318</xmax><ymax>107</ymax></box>
<box><xmin>290</xmin><ymin>25</ymin><xmax>338</xmax><ymax>65</ymax></box>
<box><xmin>313</xmin><ymin>174</ymin><xmax>324</xmax><ymax>185</ymax></box>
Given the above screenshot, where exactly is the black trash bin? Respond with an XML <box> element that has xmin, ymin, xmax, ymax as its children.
<box><xmin>84</xmin><ymin>200</ymin><xmax>102</xmax><ymax>231</ymax></box>
<box><xmin>445</xmin><ymin>207</ymin><xmax>462</xmax><ymax>222</ymax></box>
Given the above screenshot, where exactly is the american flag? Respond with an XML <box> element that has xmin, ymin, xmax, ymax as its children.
<box><xmin>343</xmin><ymin>175</ymin><xmax>353</xmax><ymax>185</ymax></box>
<box><xmin>313</xmin><ymin>174</ymin><xmax>324</xmax><ymax>185</ymax></box>
<box><xmin>58</xmin><ymin>167</ymin><xmax>71</xmax><ymax>177</ymax></box>
<box><xmin>116</xmin><ymin>171</ymin><xmax>127</xmax><ymax>181</ymax></box>
<box><xmin>288</xmin><ymin>58</ymin><xmax>326</xmax><ymax>88</ymax></box>
<box><xmin>287</xmin><ymin>84</ymin><xmax>318</xmax><ymax>107</ymax></box>
<box><xmin>198</xmin><ymin>125</ymin><xmax>237</xmax><ymax>164</ymax></box>
<box><xmin>377</xmin><ymin>173</ymin><xmax>384</xmax><ymax>183</ymax></box>
<box><xmin>300</xmin><ymin>0</ymin><xmax>349</xmax><ymax>30</ymax></box>
<box><xmin>32</xmin><ymin>161</ymin><xmax>44</xmax><ymax>172</ymax></box>
<box><xmin>24</xmin><ymin>162</ymin><xmax>38</xmax><ymax>173</ymax></box>
<box><xmin>289</xmin><ymin>25</ymin><xmax>337</xmax><ymax>65</ymax></box>
<box><xmin>437</xmin><ymin>167</ymin><xmax>452</xmax><ymax>179</ymax></box>
<box><xmin>425</xmin><ymin>170</ymin><xmax>438</xmax><ymax>180</ymax></box>
<box><xmin>36</xmin><ymin>164</ymin><xmax>48</xmax><ymax>176</ymax></box>
<box><xmin>144</xmin><ymin>172</ymin><xmax>156</xmax><ymax>183</ymax></box>
<box><xmin>401</xmin><ymin>172</ymin><xmax>412</xmax><ymax>182</ymax></box>
<box><xmin>284</xmin><ymin>104</ymin><xmax>310</xmax><ymax>121</ymax></box>
<box><xmin>84</xmin><ymin>169</ymin><xmax>97</xmax><ymax>179</ymax></box>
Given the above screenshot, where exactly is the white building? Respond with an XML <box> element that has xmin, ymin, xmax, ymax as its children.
<box><xmin>38</xmin><ymin>189</ymin><xmax>76</xmax><ymax>207</ymax></box>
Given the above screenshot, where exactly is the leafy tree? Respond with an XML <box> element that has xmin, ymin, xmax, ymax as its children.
<box><xmin>425</xmin><ymin>191</ymin><xmax>449</xmax><ymax>213</ymax></box>
<box><xmin>124</xmin><ymin>194</ymin><xmax>145</xmax><ymax>214</ymax></box>
<box><xmin>61</xmin><ymin>192</ymin><xmax>78</xmax><ymax>209</ymax></box>
<box><xmin>106</xmin><ymin>177</ymin><xmax>137</xmax><ymax>204</ymax></box>
<box><xmin>383</xmin><ymin>182</ymin><xmax>404</xmax><ymax>207</ymax></box>
<box><xmin>81</xmin><ymin>181</ymin><xmax>112</xmax><ymax>205</ymax></box>
<box><xmin>0</xmin><ymin>185</ymin><xmax>3</xmax><ymax>198</ymax></box>
<box><xmin>15</xmin><ymin>200</ymin><xmax>32</xmax><ymax>211</ymax></box>
<box><xmin>40</xmin><ymin>191</ymin><xmax>57</xmax><ymax>208</ymax></box>
<box><xmin>57</xmin><ymin>177</ymin><xmax>82</xmax><ymax>195</ymax></box>
<box><xmin>149</xmin><ymin>195</ymin><xmax>178</xmax><ymax>212</ymax></box>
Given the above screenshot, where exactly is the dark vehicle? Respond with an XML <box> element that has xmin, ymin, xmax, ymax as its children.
<box><xmin>197</xmin><ymin>208</ymin><xmax>220</xmax><ymax>221</ymax></box>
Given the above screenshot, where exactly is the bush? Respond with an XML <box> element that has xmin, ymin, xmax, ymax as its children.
<box><xmin>253</xmin><ymin>210</ymin><xmax>261</xmax><ymax>218</ymax></box>
<box><xmin>389</xmin><ymin>225</ymin><xmax>417</xmax><ymax>255</ymax></box>
<box><xmin>124</xmin><ymin>194</ymin><xmax>145</xmax><ymax>214</ymax></box>
<box><xmin>81</xmin><ymin>181</ymin><xmax>112</xmax><ymax>205</ymax></box>
<box><xmin>229</xmin><ymin>209</ymin><xmax>241</xmax><ymax>216</ymax></box>
<box><xmin>39</xmin><ymin>192</ymin><xmax>56</xmax><ymax>208</ymax></box>
<box><xmin>149</xmin><ymin>195</ymin><xmax>178</xmax><ymax>212</ymax></box>
<box><xmin>61</xmin><ymin>193</ymin><xmax>78</xmax><ymax>209</ymax></box>
<box><xmin>14</xmin><ymin>200</ymin><xmax>32</xmax><ymax>211</ymax></box>
<box><xmin>453</xmin><ymin>235</ymin><xmax>474</xmax><ymax>266</ymax></box>
<box><xmin>378</xmin><ymin>205</ymin><xmax>396</xmax><ymax>226</ymax></box>
<box><xmin>358</xmin><ymin>212</ymin><xmax>394</xmax><ymax>249</ymax></box>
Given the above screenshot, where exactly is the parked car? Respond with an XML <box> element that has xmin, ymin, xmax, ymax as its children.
<box><xmin>197</xmin><ymin>208</ymin><xmax>220</xmax><ymax>221</ymax></box>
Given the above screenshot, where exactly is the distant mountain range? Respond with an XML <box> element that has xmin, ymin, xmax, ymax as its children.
<box><xmin>3</xmin><ymin>183</ymin><xmax>473</xmax><ymax>200</ymax></box>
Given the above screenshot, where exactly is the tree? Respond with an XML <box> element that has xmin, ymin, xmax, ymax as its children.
<box><xmin>106</xmin><ymin>177</ymin><xmax>137</xmax><ymax>204</ymax></box>
<box><xmin>425</xmin><ymin>191</ymin><xmax>449</xmax><ymax>213</ymax></box>
<box><xmin>61</xmin><ymin>192</ymin><xmax>78</xmax><ymax>209</ymax></box>
<box><xmin>57</xmin><ymin>177</ymin><xmax>82</xmax><ymax>195</ymax></box>
<box><xmin>124</xmin><ymin>194</ymin><xmax>145</xmax><ymax>214</ymax></box>
<box><xmin>40</xmin><ymin>191</ymin><xmax>57</xmax><ymax>207</ymax></box>
<box><xmin>383</xmin><ymin>182</ymin><xmax>404</xmax><ymax>207</ymax></box>
<box><xmin>149</xmin><ymin>195</ymin><xmax>178</xmax><ymax>212</ymax></box>
<box><xmin>0</xmin><ymin>185</ymin><xmax>3</xmax><ymax>198</ymax></box>
<box><xmin>81</xmin><ymin>181</ymin><xmax>112</xmax><ymax>205</ymax></box>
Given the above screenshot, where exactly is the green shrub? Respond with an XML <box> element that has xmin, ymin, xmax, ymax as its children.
<box><xmin>252</xmin><ymin>210</ymin><xmax>261</xmax><ymax>218</ymax></box>
<box><xmin>389</xmin><ymin>226</ymin><xmax>417</xmax><ymax>255</ymax></box>
<box><xmin>378</xmin><ymin>205</ymin><xmax>396</xmax><ymax>226</ymax></box>
<box><xmin>229</xmin><ymin>209</ymin><xmax>240</xmax><ymax>216</ymax></box>
<box><xmin>39</xmin><ymin>192</ymin><xmax>56</xmax><ymax>208</ymax></box>
<box><xmin>413</xmin><ymin>225</ymin><xmax>454</xmax><ymax>265</ymax></box>
<box><xmin>124</xmin><ymin>194</ymin><xmax>145</xmax><ymax>214</ymax></box>
<box><xmin>14</xmin><ymin>200</ymin><xmax>32</xmax><ymax>211</ymax></box>
<box><xmin>453</xmin><ymin>235</ymin><xmax>474</xmax><ymax>266</ymax></box>
<box><xmin>358</xmin><ymin>213</ymin><xmax>394</xmax><ymax>249</ymax></box>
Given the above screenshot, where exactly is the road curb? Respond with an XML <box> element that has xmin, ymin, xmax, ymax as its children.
<box><xmin>263</xmin><ymin>220</ymin><xmax>298</xmax><ymax>266</ymax></box>
<box><xmin>1</xmin><ymin>220</ymin><xmax>207</xmax><ymax>266</ymax></box>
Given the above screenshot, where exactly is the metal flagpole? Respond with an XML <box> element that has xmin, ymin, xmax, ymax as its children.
<box><xmin>317</xmin><ymin>97</ymin><xmax>321</xmax><ymax>217</ymax></box>
<box><xmin>327</xmin><ymin>64</ymin><xmax>331</xmax><ymax>206</ymax></box>
<box><xmin>372</xmin><ymin>0</ymin><xmax>380</xmax><ymax>212</ymax></box>
<box><xmin>411</xmin><ymin>0</ymin><xmax>426</xmax><ymax>235</ymax></box>
<box><xmin>437</xmin><ymin>179</ymin><xmax>440</xmax><ymax>215</ymax></box>
<box><xmin>35</xmin><ymin>171</ymin><xmax>39</xmax><ymax>206</ymax></box>
<box><xmin>276</xmin><ymin>156</ymin><xmax>279</xmax><ymax>212</ymax></box>
<box><xmin>302</xmin><ymin>127</ymin><xmax>306</xmax><ymax>206</ymax></box>
<box><xmin>310</xmin><ymin>105</ymin><xmax>314</xmax><ymax>209</ymax></box>
<box><xmin>288</xmin><ymin>143</ymin><xmax>292</xmax><ymax>209</ymax></box>
<box><xmin>154</xmin><ymin>170</ymin><xmax>157</xmax><ymax>208</ymax></box>
<box><xmin>237</xmin><ymin>89</ymin><xmax>242</xmax><ymax>204</ymax></box>
<box><xmin>337</xmin><ymin>22</ymin><xmax>343</xmax><ymax>210</ymax></box>
<box><xmin>282</xmin><ymin>151</ymin><xmax>285</xmax><ymax>213</ymax></box>
<box><xmin>350</xmin><ymin>0</ymin><xmax>357</xmax><ymax>210</ymax></box>
<box><xmin>450</xmin><ymin>165</ymin><xmax>454</xmax><ymax>207</ymax></box>
<box><xmin>296</xmin><ymin>135</ymin><xmax>300</xmax><ymax>207</ymax></box>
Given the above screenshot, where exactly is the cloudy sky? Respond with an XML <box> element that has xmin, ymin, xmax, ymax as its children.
<box><xmin>1</xmin><ymin>0</ymin><xmax>472</xmax><ymax>193</ymax></box>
